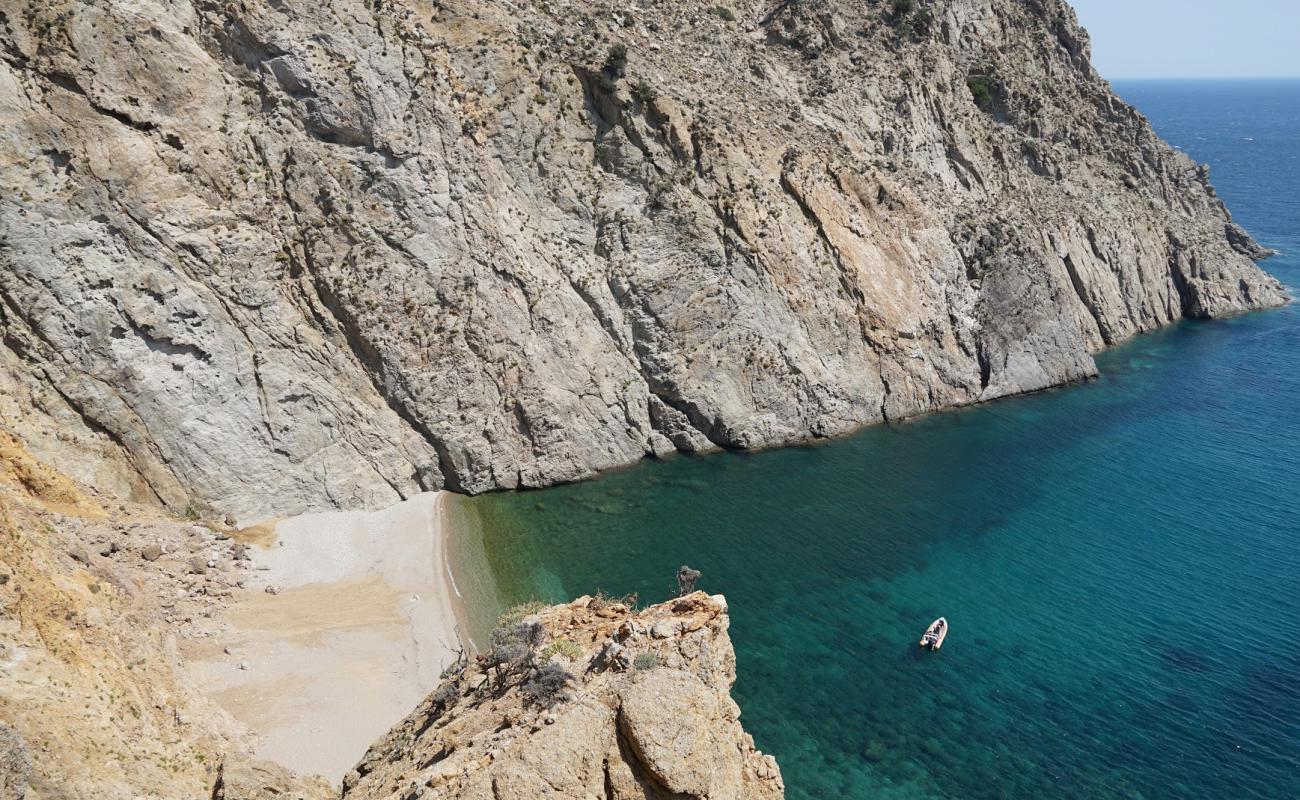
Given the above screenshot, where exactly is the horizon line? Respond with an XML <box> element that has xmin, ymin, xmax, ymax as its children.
<box><xmin>1104</xmin><ymin>74</ymin><xmax>1300</xmax><ymax>81</ymax></box>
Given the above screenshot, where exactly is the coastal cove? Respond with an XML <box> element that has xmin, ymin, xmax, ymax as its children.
<box><xmin>446</xmin><ymin>79</ymin><xmax>1300</xmax><ymax>799</ymax></box>
<box><xmin>7</xmin><ymin>3</ymin><xmax>1300</xmax><ymax>796</ymax></box>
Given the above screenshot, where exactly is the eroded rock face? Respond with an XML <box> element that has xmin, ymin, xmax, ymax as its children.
<box><xmin>341</xmin><ymin>593</ymin><xmax>784</xmax><ymax>799</ymax></box>
<box><xmin>0</xmin><ymin>429</ymin><xmax>251</xmax><ymax>799</ymax></box>
<box><xmin>0</xmin><ymin>0</ymin><xmax>1287</xmax><ymax>518</ymax></box>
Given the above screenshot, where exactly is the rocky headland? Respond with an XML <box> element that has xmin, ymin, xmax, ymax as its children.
<box><xmin>342</xmin><ymin>591</ymin><xmax>783</xmax><ymax>800</ymax></box>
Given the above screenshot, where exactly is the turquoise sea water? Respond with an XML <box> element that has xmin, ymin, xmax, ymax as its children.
<box><xmin>453</xmin><ymin>80</ymin><xmax>1300</xmax><ymax>798</ymax></box>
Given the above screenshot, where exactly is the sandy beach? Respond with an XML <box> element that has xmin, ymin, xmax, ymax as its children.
<box><xmin>185</xmin><ymin>491</ymin><xmax>464</xmax><ymax>784</ymax></box>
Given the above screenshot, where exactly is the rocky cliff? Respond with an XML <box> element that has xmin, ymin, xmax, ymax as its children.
<box><xmin>0</xmin><ymin>0</ymin><xmax>1287</xmax><ymax>519</ymax></box>
<box><xmin>342</xmin><ymin>592</ymin><xmax>783</xmax><ymax>800</ymax></box>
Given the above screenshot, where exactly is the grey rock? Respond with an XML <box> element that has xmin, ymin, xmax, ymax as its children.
<box><xmin>0</xmin><ymin>723</ymin><xmax>31</xmax><ymax>800</ymax></box>
<box><xmin>0</xmin><ymin>0</ymin><xmax>1287</xmax><ymax>521</ymax></box>
<box><xmin>650</xmin><ymin>620</ymin><xmax>678</xmax><ymax>640</ymax></box>
<box><xmin>619</xmin><ymin>668</ymin><xmax>741</xmax><ymax>796</ymax></box>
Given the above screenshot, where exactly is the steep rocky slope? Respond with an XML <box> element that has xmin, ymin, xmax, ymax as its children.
<box><xmin>0</xmin><ymin>0</ymin><xmax>1287</xmax><ymax>519</ymax></box>
<box><xmin>0</xmin><ymin>428</ymin><xmax>316</xmax><ymax>798</ymax></box>
<box><xmin>342</xmin><ymin>592</ymin><xmax>783</xmax><ymax>800</ymax></box>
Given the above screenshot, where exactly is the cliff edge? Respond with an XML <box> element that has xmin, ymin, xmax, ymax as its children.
<box><xmin>0</xmin><ymin>0</ymin><xmax>1288</xmax><ymax>519</ymax></box>
<box><xmin>342</xmin><ymin>592</ymin><xmax>783</xmax><ymax>800</ymax></box>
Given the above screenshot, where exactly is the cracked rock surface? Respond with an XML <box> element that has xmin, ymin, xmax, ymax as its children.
<box><xmin>0</xmin><ymin>0</ymin><xmax>1287</xmax><ymax>518</ymax></box>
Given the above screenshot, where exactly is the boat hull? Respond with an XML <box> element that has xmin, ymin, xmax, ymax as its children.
<box><xmin>919</xmin><ymin>618</ymin><xmax>948</xmax><ymax>651</ymax></box>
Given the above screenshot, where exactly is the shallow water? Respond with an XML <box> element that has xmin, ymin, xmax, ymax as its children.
<box><xmin>452</xmin><ymin>79</ymin><xmax>1300</xmax><ymax>799</ymax></box>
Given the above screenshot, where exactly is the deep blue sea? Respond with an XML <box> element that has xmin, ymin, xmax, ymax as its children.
<box><xmin>451</xmin><ymin>79</ymin><xmax>1300</xmax><ymax>799</ymax></box>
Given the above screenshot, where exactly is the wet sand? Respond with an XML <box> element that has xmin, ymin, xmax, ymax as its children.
<box><xmin>186</xmin><ymin>492</ymin><xmax>462</xmax><ymax>784</ymax></box>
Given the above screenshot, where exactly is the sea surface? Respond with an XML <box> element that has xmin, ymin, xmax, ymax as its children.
<box><xmin>449</xmin><ymin>79</ymin><xmax>1300</xmax><ymax>799</ymax></box>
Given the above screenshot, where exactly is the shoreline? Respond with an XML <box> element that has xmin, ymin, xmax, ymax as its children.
<box><xmin>186</xmin><ymin>491</ymin><xmax>467</xmax><ymax>785</ymax></box>
<box><xmin>438</xmin><ymin>492</ymin><xmax>479</xmax><ymax>656</ymax></box>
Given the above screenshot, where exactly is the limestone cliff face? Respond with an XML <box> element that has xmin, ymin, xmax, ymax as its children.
<box><xmin>0</xmin><ymin>0</ymin><xmax>1287</xmax><ymax>518</ymax></box>
<box><xmin>341</xmin><ymin>592</ymin><xmax>783</xmax><ymax>800</ymax></box>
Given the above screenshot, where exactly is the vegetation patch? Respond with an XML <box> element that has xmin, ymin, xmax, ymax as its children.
<box><xmin>598</xmin><ymin>43</ymin><xmax>628</xmax><ymax>91</ymax></box>
<box><xmin>633</xmin><ymin>651</ymin><xmax>661</xmax><ymax>671</ymax></box>
<box><xmin>541</xmin><ymin>639</ymin><xmax>584</xmax><ymax>660</ymax></box>
<box><xmin>631</xmin><ymin>78</ymin><xmax>655</xmax><ymax>104</ymax></box>
<box><xmin>522</xmin><ymin>663</ymin><xmax>574</xmax><ymax>707</ymax></box>
<box><xmin>496</xmin><ymin>601</ymin><xmax>546</xmax><ymax>629</ymax></box>
<box><xmin>966</xmin><ymin>72</ymin><xmax>1003</xmax><ymax>113</ymax></box>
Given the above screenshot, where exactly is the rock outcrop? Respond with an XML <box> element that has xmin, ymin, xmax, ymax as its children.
<box><xmin>341</xmin><ymin>592</ymin><xmax>783</xmax><ymax>799</ymax></box>
<box><xmin>0</xmin><ymin>0</ymin><xmax>1287</xmax><ymax>519</ymax></box>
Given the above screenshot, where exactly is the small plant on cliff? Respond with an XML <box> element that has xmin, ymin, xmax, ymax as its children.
<box><xmin>633</xmin><ymin>651</ymin><xmax>661</xmax><ymax>671</ymax></box>
<box><xmin>486</xmin><ymin>638</ymin><xmax>529</xmax><ymax>683</ymax></box>
<box><xmin>541</xmin><ymin>638</ymin><xmax>584</xmax><ymax>661</ymax></box>
<box><xmin>883</xmin><ymin>0</ymin><xmax>932</xmax><ymax>40</ymax></box>
<box><xmin>588</xmin><ymin>589</ymin><xmax>638</xmax><ymax>613</ymax></box>
<box><xmin>631</xmin><ymin>78</ymin><xmax>655</xmax><ymax>104</ymax></box>
<box><xmin>596</xmin><ymin>44</ymin><xmax>630</xmax><ymax>93</ymax></box>
<box><xmin>966</xmin><ymin>73</ymin><xmax>1002</xmax><ymax>112</ymax></box>
<box><xmin>710</xmin><ymin>5</ymin><xmax>736</xmax><ymax>21</ymax></box>
<box><xmin>433</xmin><ymin>645</ymin><xmax>469</xmax><ymax>707</ymax></box>
<box><xmin>485</xmin><ymin>619</ymin><xmax>544</xmax><ymax>684</ymax></box>
<box><xmin>911</xmin><ymin>7</ymin><xmax>933</xmax><ymax>36</ymax></box>
<box><xmin>430</xmin><ymin>680</ymin><xmax>460</xmax><ymax>710</ymax></box>
<box><xmin>888</xmin><ymin>0</ymin><xmax>915</xmax><ymax>22</ymax></box>
<box><xmin>496</xmin><ymin>601</ymin><xmax>546</xmax><ymax>629</ymax></box>
<box><xmin>522</xmin><ymin>663</ymin><xmax>574</xmax><ymax>707</ymax></box>
<box><xmin>603</xmin><ymin>43</ymin><xmax>628</xmax><ymax>80</ymax></box>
